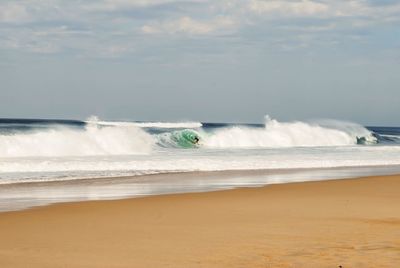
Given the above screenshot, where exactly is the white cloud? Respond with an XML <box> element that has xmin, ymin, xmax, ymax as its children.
<box><xmin>249</xmin><ymin>0</ymin><xmax>329</xmax><ymax>16</ymax></box>
<box><xmin>0</xmin><ymin>0</ymin><xmax>399</xmax><ymax>57</ymax></box>
<box><xmin>0</xmin><ymin>3</ymin><xmax>31</xmax><ymax>23</ymax></box>
<box><xmin>84</xmin><ymin>0</ymin><xmax>186</xmax><ymax>12</ymax></box>
<box><xmin>141</xmin><ymin>16</ymin><xmax>236</xmax><ymax>35</ymax></box>
<box><xmin>32</xmin><ymin>26</ymin><xmax>93</xmax><ymax>37</ymax></box>
<box><xmin>280</xmin><ymin>23</ymin><xmax>337</xmax><ymax>33</ymax></box>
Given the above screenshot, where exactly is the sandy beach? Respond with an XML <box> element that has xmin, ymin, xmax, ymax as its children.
<box><xmin>0</xmin><ymin>174</ymin><xmax>399</xmax><ymax>268</ymax></box>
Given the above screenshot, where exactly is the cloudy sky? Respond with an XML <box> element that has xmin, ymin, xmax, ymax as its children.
<box><xmin>0</xmin><ymin>0</ymin><xmax>399</xmax><ymax>125</ymax></box>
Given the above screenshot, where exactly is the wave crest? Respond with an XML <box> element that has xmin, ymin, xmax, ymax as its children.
<box><xmin>0</xmin><ymin>124</ymin><xmax>153</xmax><ymax>158</ymax></box>
<box><xmin>203</xmin><ymin>116</ymin><xmax>377</xmax><ymax>148</ymax></box>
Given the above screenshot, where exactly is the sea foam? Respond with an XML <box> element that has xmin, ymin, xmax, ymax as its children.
<box><xmin>204</xmin><ymin>116</ymin><xmax>377</xmax><ymax>148</ymax></box>
<box><xmin>0</xmin><ymin>123</ymin><xmax>153</xmax><ymax>157</ymax></box>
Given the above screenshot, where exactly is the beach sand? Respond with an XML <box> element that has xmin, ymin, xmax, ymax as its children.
<box><xmin>0</xmin><ymin>174</ymin><xmax>399</xmax><ymax>268</ymax></box>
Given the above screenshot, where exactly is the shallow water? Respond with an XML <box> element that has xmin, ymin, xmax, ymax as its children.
<box><xmin>1</xmin><ymin>165</ymin><xmax>400</xmax><ymax>212</ymax></box>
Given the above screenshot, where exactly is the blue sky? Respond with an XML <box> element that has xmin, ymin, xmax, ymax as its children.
<box><xmin>0</xmin><ymin>0</ymin><xmax>399</xmax><ymax>125</ymax></box>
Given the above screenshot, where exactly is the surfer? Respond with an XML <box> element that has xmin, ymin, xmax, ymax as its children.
<box><xmin>356</xmin><ymin>136</ymin><xmax>366</xmax><ymax>144</ymax></box>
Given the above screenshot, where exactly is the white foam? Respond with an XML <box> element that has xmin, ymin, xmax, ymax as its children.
<box><xmin>0</xmin><ymin>124</ymin><xmax>153</xmax><ymax>158</ymax></box>
<box><xmin>86</xmin><ymin>117</ymin><xmax>202</xmax><ymax>129</ymax></box>
<box><xmin>1</xmin><ymin>145</ymin><xmax>400</xmax><ymax>184</ymax></box>
<box><xmin>204</xmin><ymin>116</ymin><xmax>376</xmax><ymax>148</ymax></box>
<box><xmin>131</xmin><ymin>122</ymin><xmax>203</xmax><ymax>128</ymax></box>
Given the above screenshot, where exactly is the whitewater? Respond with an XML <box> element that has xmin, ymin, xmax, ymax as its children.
<box><xmin>0</xmin><ymin>116</ymin><xmax>400</xmax><ymax>211</ymax></box>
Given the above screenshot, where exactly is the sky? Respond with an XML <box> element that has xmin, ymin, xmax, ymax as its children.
<box><xmin>0</xmin><ymin>0</ymin><xmax>399</xmax><ymax>125</ymax></box>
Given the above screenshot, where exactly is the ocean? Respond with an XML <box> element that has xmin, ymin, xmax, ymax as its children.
<box><xmin>1</xmin><ymin>116</ymin><xmax>400</xmax><ymax>211</ymax></box>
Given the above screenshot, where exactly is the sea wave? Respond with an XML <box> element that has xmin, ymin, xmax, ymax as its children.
<box><xmin>0</xmin><ymin>124</ymin><xmax>153</xmax><ymax>158</ymax></box>
<box><xmin>202</xmin><ymin>116</ymin><xmax>377</xmax><ymax>148</ymax></box>
<box><xmin>86</xmin><ymin>116</ymin><xmax>202</xmax><ymax>129</ymax></box>
<box><xmin>0</xmin><ymin>116</ymin><xmax>390</xmax><ymax>158</ymax></box>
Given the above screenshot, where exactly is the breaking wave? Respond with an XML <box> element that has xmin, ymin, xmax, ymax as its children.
<box><xmin>0</xmin><ymin>123</ymin><xmax>153</xmax><ymax>158</ymax></box>
<box><xmin>0</xmin><ymin>116</ymin><xmax>384</xmax><ymax>158</ymax></box>
<box><xmin>203</xmin><ymin>116</ymin><xmax>377</xmax><ymax>148</ymax></box>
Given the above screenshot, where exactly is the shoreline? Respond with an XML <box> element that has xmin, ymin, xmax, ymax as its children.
<box><xmin>4</xmin><ymin>164</ymin><xmax>400</xmax><ymax>186</ymax></box>
<box><xmin>0</xmin><ymin>174</ymin><xmax>399</xmax><ymax>267</ymax></box>
<box><xmin>2</xmin><ymin>164</ymin><xmax>400</xmax><ymax>213</ymax></box>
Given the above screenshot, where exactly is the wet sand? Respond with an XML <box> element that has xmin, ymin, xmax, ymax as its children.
<box><xmin>0</xmin><ymin>174</ymin><xmax>399</xmax><ymax>267</ymax></box>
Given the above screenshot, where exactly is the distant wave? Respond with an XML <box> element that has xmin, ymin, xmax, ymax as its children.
<box><xmin>86</xmin><ymin>116</ymin><xmax>202</xmax><ymax>129</ymax></box>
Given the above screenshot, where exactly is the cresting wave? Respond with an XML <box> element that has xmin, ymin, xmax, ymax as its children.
<box><xmin>0</xmin><ymin>124</ymin><xmax>153</xmax><ymax>157</ymax></box>
<box><xmin>202</xmin><ymin>116</ymin><xmax>377</xmax><ymax>148</ymax></box>
<box><xmin>0</xmin><ymin>116</ymin><xmax>381</xmax><ymax>158</ymax></box>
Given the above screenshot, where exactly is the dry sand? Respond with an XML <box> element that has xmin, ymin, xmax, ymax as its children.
<box><xmin>0</xmin><ymin>174</ymin><xmax>399</xmax><ymax>267</ymax></box>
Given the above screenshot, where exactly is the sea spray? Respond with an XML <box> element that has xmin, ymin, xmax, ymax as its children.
<box><xmin>0</xmin><ymin>122</ymin><xmax>153</xmax><ymax>157</ymax></box>
<box><xmin>203</xmin><ymin>116</ymin><xmax>377</xmax><ymax>148</ymax></box>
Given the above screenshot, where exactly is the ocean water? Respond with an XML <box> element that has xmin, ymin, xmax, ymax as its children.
<box><xmin>0</xmin><ymin>116</ymin><xmax>399</xmax><ymax>211</ymax></box>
